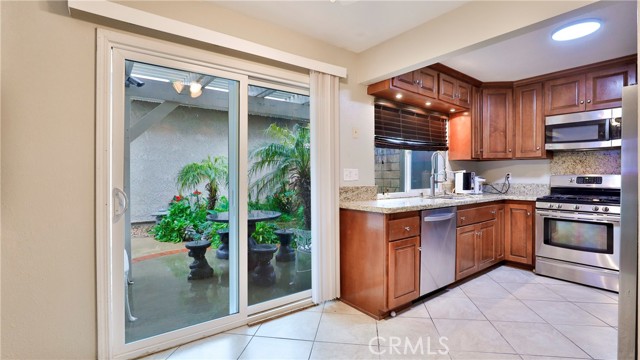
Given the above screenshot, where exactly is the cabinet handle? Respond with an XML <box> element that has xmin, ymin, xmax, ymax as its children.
<box><xmin>587</xmin><ymin>99</ymin><xmax>592</xmax><ymax>103</ymax></box>
<box><xmin>460</xmin><ymin>216</ymin><xmax>466</xmax><ymax>221</ymax></box>
<box><xmin>490</xmin><ymin>210</ymin><xmax>496</xmax><ymax>214</ymax></box>
<box><xmin>404</xmin><ymin>226</ymin><xmax>411</xmax><ymax>231</ymax></box>
<box><xmin>580</xmin><ymin>100</ymin><xmax>585</xmax><ymax>104</ymax></box>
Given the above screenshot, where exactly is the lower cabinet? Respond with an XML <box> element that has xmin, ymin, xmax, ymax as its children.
<box><xmin>388</xmin><ymin>236</ymin><xmax>420</xmax><ymax>309</ymax></box>
<box><xmin>339</xmin><ymin>209</ymin><xmax>421</xmax><ymax>319</ymax></box>
<box><xmin>505</xmin><ymin>202</ymin><xmax>535</xmax><ymax>265</ymax></box>
<box><xmin>455</xmin><ymin>203</ymin><xmax>502</xmax><ymax>280</ymax></box>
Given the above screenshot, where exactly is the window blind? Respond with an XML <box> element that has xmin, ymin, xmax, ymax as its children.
<box><xmin>374</xmin><ymin>101</ymin><xmax>448</xmax><ymax>151</ymax></box>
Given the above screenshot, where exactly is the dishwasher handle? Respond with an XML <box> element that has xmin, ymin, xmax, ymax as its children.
<box><xmin>423</xmin><ymin>213</ymin><xmax>456</xmax><ymax>222</ymax></box>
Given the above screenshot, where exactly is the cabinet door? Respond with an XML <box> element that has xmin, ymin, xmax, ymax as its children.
<box><xmin>416</xmin><ymin>68</ymin><xmax>438</xmax><ymax>98</ymax></box>
<box><xmin>586</xmin><ymin>64</ymin><xmax>637</xmax><ymax>111</ymax></box>
<box><xmin>456</xmin><ymin>225</ymin><xmax>479</xmax><ymax>280</ymax></box>
<box><xmin>496</xmin><ymin>205</ymin><xmax>505</xmax><ymax>261</ymax></box>
<box><xmin>482</xmin><ymin>88</ymin><xmax>514</xmax><ymax>159</ymax></box>
<box><xmin>515</xmin><ymin>83</ymin><xmax>545</xmax><ymax>158</ymax></box>
<box><xmin>505</xmin><ymin>203</ymin><xmax>534</xmax><ymax>265</ymax></box>
<box><xmin>457</xmin><ymin>80</ymin><xmax>472</xmax><ymax>108</ymax></box>
<box><xmin>439</xmin><ymin>73</ymin><xmax>458</xmax><ymax>104</ymax></box>
<box><xmin>478</xmin><ymin>220</ymin><xmax>497</xmax><ymax>270</ymax></box>
<box><xmin>388</xmin><ymin>237</ymin><xmax>420</xmax><ymax>309</ymax></box>
<box><xmin>392</xmin><ymin>72</ymin><xmax>418</xmax><ymax>92</ymax></box>
<box><xmin>544</xmin><ymin>75</ymin><xmax>585</xmax><ymax>115</ymax></box>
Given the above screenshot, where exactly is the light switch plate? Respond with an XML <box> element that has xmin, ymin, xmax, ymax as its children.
<box><xmin>343</xmin><ymin>168</ymin><xmax>359</xmax><ymax>181</ymax></box>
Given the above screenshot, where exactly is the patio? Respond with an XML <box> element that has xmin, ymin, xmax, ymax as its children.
<box><xmin>126</xmin><ymin>232</ymin><xmax>311</xmax><ymax>343</ymax></box>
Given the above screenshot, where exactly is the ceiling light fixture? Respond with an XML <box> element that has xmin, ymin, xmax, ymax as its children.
<box><xmin>552</xmin><ymin>19</ymin><xmax>601</xmax><ymax>41</ymax></box>
<box><xmin>172</xmin><ymin>80</ymin><xmax>184</xmax><ymax>94</ymax></box>
<box><xmin>395</xmin><ymin>93</ymin><xmax>403</xmax><ymax>99</ymax></box>
<box><xmin>425</xmin><ymin>101</ymin><xmax>432</xmax><ymax>106</ymax></box>
<box><xmin>190</xmin><ymin>81</ymin><xmax>203</xmax><ymax>98</ymax></box>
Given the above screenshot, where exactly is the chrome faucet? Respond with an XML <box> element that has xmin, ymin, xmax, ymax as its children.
<box><xmin>430</xmin><ymin>151</ymin><xmax>447</xmax><ymax>197</ymax></box>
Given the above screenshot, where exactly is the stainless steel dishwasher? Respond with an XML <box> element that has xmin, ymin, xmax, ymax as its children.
<box><xmin>420</xmin><ymin>207</ymin><xmax>457</xmax><ymax>296</ymax></box>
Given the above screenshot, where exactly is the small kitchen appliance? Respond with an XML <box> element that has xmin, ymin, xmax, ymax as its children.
<box><xmin>473</xmin><ymin>176</ymin><xmax>486</xmax><ymax>194</ymax></box>
<box><xmin>454</xmin><ymin>171</ymin><xmax>474</xmax><ymax>194</ymax></box>
<box><xmin>535</xmin><ymin>174</ymin><xmax>621</xmax><ymax>292</ymax></box>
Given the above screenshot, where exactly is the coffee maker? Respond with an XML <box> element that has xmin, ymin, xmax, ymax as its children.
<box><xmin>454</xmin><ymin>171</ymin><xmax>474</xmax><ymax>194</ymax></box>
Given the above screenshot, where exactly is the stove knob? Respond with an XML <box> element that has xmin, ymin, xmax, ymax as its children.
<box><xmin>557</xmin><ymin>204</ymin><xmax>563</xmax><ymax>209</ymax></box>
<box><xmin>574</xmin><ymin>205</ymin><xmax>580</xmax><ymax>210</ymax></box>
<box><xmin>593</xmin><ymin>206</ymin><xmax>600</xmax><ymax>211</ymax></box>
<box><xmin>603</xmin><ymin>207</ymin><xmax>610</xmax><ymax>212</ymax></box>
<box><xmin>548</xmin><ymin>204</ymin><xmax>555</xmax><ymax>209</ymax></box>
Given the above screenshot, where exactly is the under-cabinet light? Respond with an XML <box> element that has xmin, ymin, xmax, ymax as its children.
<box><xmin>395</xmin><ymin>93</ymin><xmax>403</xmax><ymax>99</ymax></box>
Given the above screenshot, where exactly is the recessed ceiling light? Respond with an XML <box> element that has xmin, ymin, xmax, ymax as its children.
<box><xmin>463</xmin><ymin>112</ymin><xmax>469</xmax><ymax>116</ymax></box>
<box><xmin>395</xmin><ymin>93</ymin><xmax>403</xmax><ymax>99</ymax></box>
<box><xmin>450</xmin><ymin>109</ymin><xmax>456</xmax><ymax>113</ymax></box>
<box><xmin>425</xmin><ymin>101</ymin><xmax>432</xmax><ymax>106</ymax></box>
<box><xmin>552</xmin><ymin>20</ymin><xmax>601</xmax><ymax>41</ymax></box>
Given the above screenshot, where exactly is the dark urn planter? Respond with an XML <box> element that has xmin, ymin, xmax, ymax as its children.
<box><xmin>250</xmin><ymin>244</ymin><xmax>277</xmax><ymax>286</ymax></box>
<box><xmin>185</xmin><ymin>240</ymin><xmax>214</xmax><ymax>280</ymax></box>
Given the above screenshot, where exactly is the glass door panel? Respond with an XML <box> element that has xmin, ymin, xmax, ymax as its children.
<box><xmin>123</xmin><ymin>60</ymin><xmax>240</xmax><ymax>343</ymax></box>
<box><xmin>246</xmin><ymin>85</ymin><xmax>312</xmax><ymax>307</ymax></box>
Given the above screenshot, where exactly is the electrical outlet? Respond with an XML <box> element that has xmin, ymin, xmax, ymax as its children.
<box><xmin>506</xmin><ymin>173</ymin><xmax>512</xmax><ymax>181</ymax></box>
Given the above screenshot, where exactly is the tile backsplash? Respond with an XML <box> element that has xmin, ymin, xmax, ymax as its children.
<box><xmin>550</xmin><ymin>150</ymin><xmax>621</xmax><ymax>175</ymax></box>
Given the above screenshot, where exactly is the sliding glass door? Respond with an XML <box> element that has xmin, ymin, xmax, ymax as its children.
<box><xmin>101</xmin><ymin>39</ymin><xmax>313</xmax><ymax>358</ymax></box>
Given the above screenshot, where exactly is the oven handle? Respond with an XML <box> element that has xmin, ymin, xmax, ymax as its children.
<box><xmin>536</xmin><ymin>209</ymin><xmax>620</xmax><ymax>223</ymax></box>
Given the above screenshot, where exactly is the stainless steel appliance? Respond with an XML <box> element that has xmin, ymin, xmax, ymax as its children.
<box><xmin>618</xmin><ymin>85</ymin><xmax>637</xmax><ymax>359</ymax></box>
<box><xmin>545</xmin><ymin>108</ymin><xmax>622</xmax><ymax>150</ymax></box>
<box><xmin>420</xmin><ymin>207</ymin><xmax>456</xmax><ymax>295</ymax></box>
<box><xmin>454</xmin><ymin>171</ymin><xmax>474</xmax><ymax>194</ymax></box>
<box><xmin>535</xmin><ymin>174</ymin><xmax>621</xmax><ymax>291</ymax></box>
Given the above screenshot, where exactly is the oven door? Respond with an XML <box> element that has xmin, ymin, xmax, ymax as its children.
<box><xmin>535</xmin><ymin>209</ymin><xmax>620</xmax><ymax>271</ymax></box>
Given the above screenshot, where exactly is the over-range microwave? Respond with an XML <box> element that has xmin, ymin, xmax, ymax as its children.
<box><xmin>545</xmin><ymin>108</ymin><xmax>621</xmax><ymax>150</ymax></box>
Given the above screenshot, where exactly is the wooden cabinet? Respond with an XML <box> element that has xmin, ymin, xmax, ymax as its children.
<box><xmin>514</xmin><ymin>83</ymin><xmax>546</xmax><ymax>158</ymax></box>
<box><xmin>393</xmin><ymin>67</ymin><xmax>438</xmax><ymax>98</ymax></box>
<box><xmin>339</xmin><ymin>209</ymin><xmax>420</xmax><ymax>319</ymax></box>
<box><xmin>439</xmin><ymin>73</ymin><xmax>472</xmax><ymax>108</ymax></box>
<box><xmin>545</xmin><ymin>63</ymin><xmax>636</xmax><ymax>115</ymax></box>
<box><xmin>482</xmin><ymin>87</ymin><xmax>514</xmax><ymax>159</ymax></box>
<box><xmin>448</xmin><ymin>86</ymin><xmax>481</xmax><ymax>160</ymax></box>
<box><xmin>455</xmin><ymin>203</ymin><xmax>503</xmax><ymax>280</ymax></box>
<box><xmin>504</xmin><ymin>202</ymin><xmax>534</xmax><ymax>265</ymax></box>
<box><xmin>388</xmin><ymin>237</ymin><xmax>420</xmax><ymax>309</ymax></box>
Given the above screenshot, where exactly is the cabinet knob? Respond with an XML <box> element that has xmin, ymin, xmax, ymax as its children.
<box><xmin>490</xmin><ymin>210</ymin><xmax>496</xmax><ymax>214</ymax></box>
<box><xmin>508</xmin><ymin>149</ymin><xmax>512</xmax><ymax>152</ymax></box>
<box><xmin>404</xmin><ymin>226</ymin><xmax>411</xmax><ymax>231</ymax></box>
<box><xmin>536</xmin><ymin>146</ymin><xmax>540</xmax><ymax>150</ymax></box>
<box><xmin>587</xmin><ymin>99</ymin><xmax>592</xmax><ymax>103</ymax></box>
<box><xmin>580</xmin><ymin>100</ymin><xmax>585</xmax><ymax>104</ymax></box>
<box><xmin>460</xmin><ymin>216</ymin><xmax>466</xmax><ymax>221</ymax></box>
<box><xmin>527</xmin><ymin>212</ymin><xmax>531</xmax><ymax>216</ymax></box>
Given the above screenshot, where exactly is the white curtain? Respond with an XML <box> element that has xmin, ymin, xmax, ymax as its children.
<box><xmin>309</xmin><ymin>71</ymin><xmax>340</xmax><ymax>303</ymax></box>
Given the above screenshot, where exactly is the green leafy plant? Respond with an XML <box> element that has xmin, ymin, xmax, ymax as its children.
<box><xmin>252</xmin><ymin>222</ymin><xmax>279</xmax><ymax>244</ymax></box>
<box><xmin>176</xmin><ymin>155</ymin><xmax>228</xmax><ymax>211</ymax></box>
<box><xmin>149</xmin><ymin>193</ymin><xmax>208</xmax><ymax>243</ymax></box>
<box><xmin>249</xmin><ymin>123</ymin><xmax>311</xmax><ymax>229</ymax></box>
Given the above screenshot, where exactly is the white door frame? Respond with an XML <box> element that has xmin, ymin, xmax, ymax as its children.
<box><xmin>96</xmin><ymin>29</ymin><xmax>311</xmax><ymax>359</ymax></box>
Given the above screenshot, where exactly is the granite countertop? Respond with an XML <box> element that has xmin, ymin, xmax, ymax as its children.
<box><xmin>340</xmin><ymin>193</ymin><xmax>538</xmax><ymax>214</ymax></box>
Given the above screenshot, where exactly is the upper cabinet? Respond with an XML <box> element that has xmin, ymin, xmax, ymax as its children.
<box><xmin>544</xmin><ymin>61</ymin><xmax>637</xmax><ymax>115</ymax></box>
<box><xmin>482</xmin><ymin>87</ymin><xmax>514</xmax><ymax>159</ymax></box>
<box><xmin>368</xmin><ymin>66</ymin><xmax>478</xmax><ymax>114</ymax></box>
<box><xmin>392</xmin><ymin>67</ymin><xmax>438</xmax><ymax>98</ymax></box>
<box><xmin>439</xmin><ymin>73</ymin><xmax>472</xmax><ymax>108</ymax></box>
<box><xmin>514</xmin><ymin>82</ymin><xmax>546</xmax><ymax>158</ymax></box>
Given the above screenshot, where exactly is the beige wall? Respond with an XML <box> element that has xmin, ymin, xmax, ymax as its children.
<box><xmin>0</xmin><ymin>0</ymin><xmax>606</xmax><ymax>358</ymax></box>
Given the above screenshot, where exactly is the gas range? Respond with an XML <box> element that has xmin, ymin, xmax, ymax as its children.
<box><xmin>536</xmin><ymin>175</ymin><xmax>621</xmax><ymax>215</ymax></box>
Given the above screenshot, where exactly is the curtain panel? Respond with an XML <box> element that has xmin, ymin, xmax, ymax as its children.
<box><xmin>309</xmin><ymin>71</ymin><xmax>340</xmax><ymax>303</ymax></box>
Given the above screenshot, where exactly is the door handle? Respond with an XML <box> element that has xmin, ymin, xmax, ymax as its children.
<box><xmin>113</xmin><ymin>187</ymin><xmax>129</xmax><ymax>223</ymax></box>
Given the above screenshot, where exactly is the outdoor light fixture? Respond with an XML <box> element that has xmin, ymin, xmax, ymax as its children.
<box><xmin>190</xmin><ymin>81</ymin><xmax>203</xmax><ymax>98</ymax></box>
<box><xmin>172</xmin><ymin>80</ymin><xmax>184</xmax><ymax>94</ymax></box>
<box><xmin>552</xmin><ymin>20</ymin><xmax>601</xmax><ymax>41</ymax></box>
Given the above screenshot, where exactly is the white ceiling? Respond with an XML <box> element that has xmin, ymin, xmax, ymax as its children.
<box><xmin>211</xmin><ymin>1</ymin><xmax>636</xmax><ymax>82</ymax></box>
<box><xmin>211</xmin><ymin>0</ymin><xmax>468</xmax><ymax>53</ymax></box>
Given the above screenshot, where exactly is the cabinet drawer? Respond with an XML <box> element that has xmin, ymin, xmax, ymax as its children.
<box><xmin>457</xmin><ymin>205</ymin><xmax>497</xmax><ymax>227</ymax></box>
<box><xmin>388</xmin><ymin>217</ymin><xmax>420</xmax><ymax>241</ymax></box>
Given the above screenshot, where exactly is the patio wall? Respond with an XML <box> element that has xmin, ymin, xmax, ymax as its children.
<box><xmin>130</xmin><ymin>100</ymin><xmax>304</xmax><ymax>223</ymax></box>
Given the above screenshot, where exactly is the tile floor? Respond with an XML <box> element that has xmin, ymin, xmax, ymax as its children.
<box><xmin>140</xmin><ymin>265</ymin><xmax>619</xmax><ymax>360</ymax></box>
